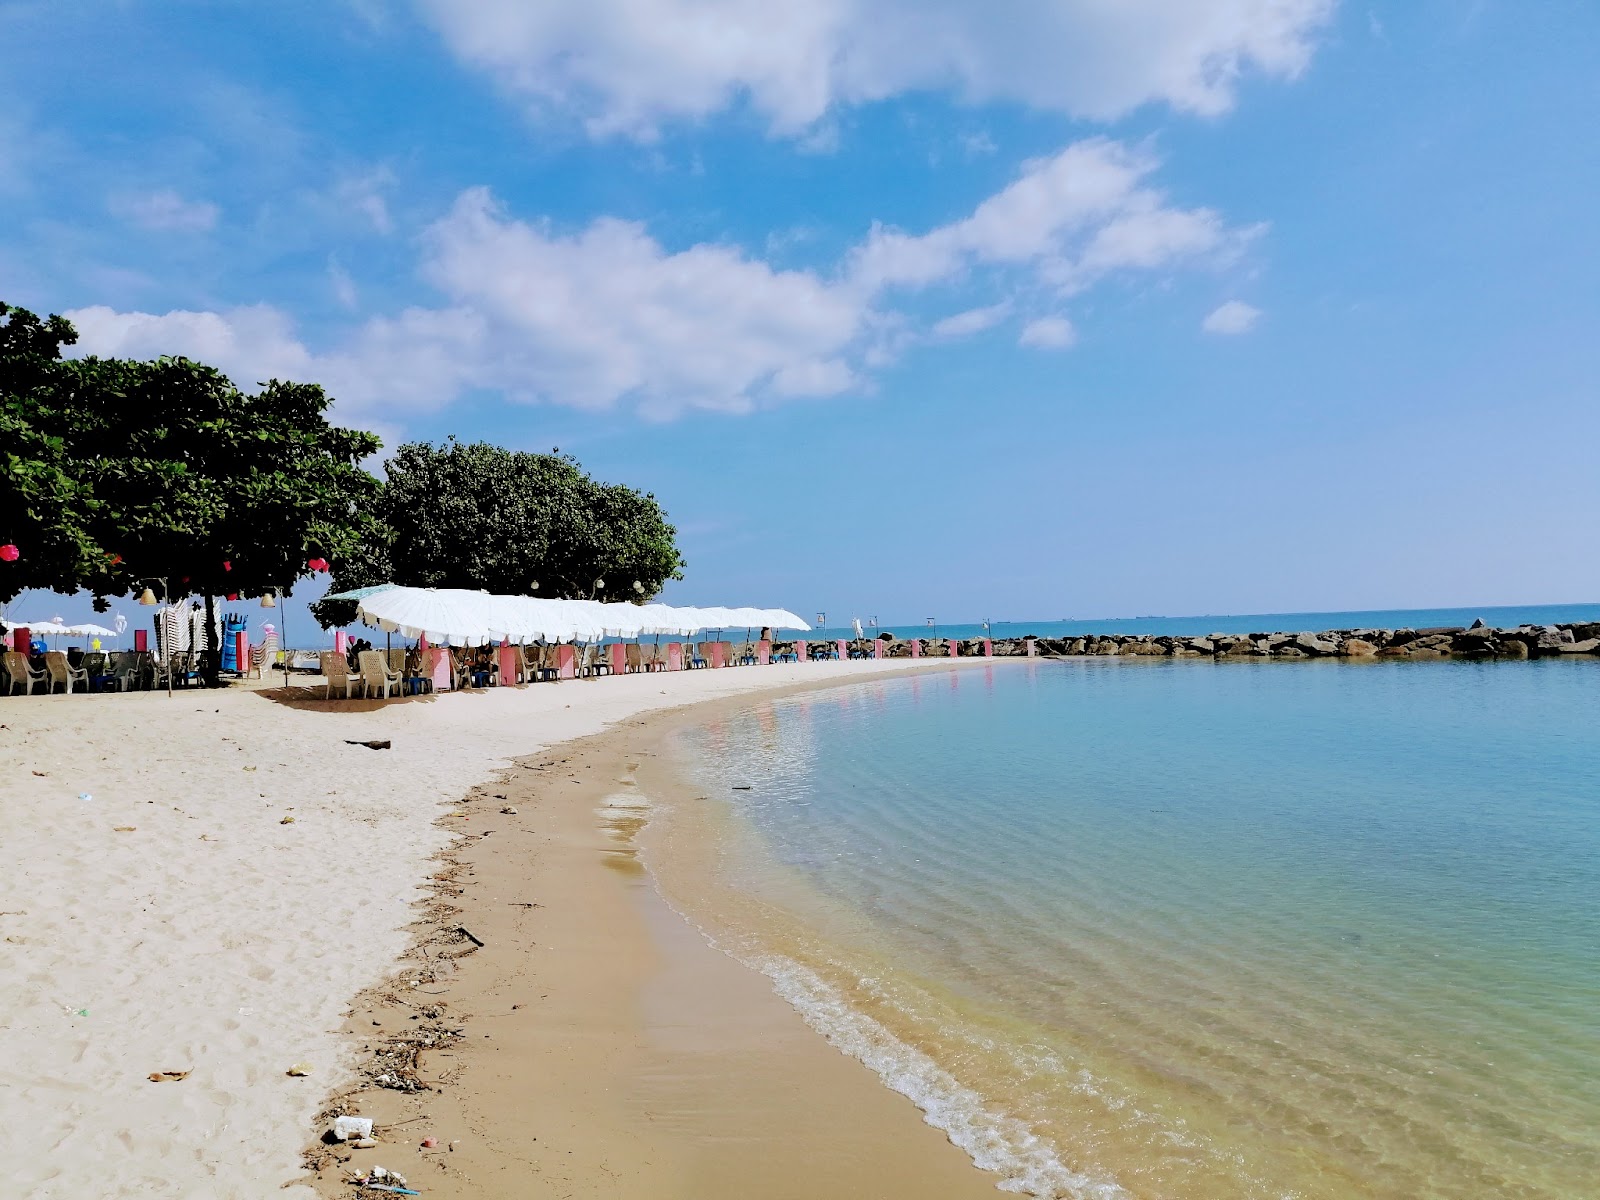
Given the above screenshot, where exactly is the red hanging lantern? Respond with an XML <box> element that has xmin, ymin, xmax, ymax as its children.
<box><xmin>0</xmin><ymin>544</ymin><xmax>18</xmax><ymax>562</ymax></box>
<box><xmin>227</xmin><ymin>593</ymin><xmax>239</xmax><ymax>601</ymax></box>
<box><xmin>223</xmin><ymin>560</ymin><xmax>232</xmax><ymax>572</ymax></box>
<box><xmin>307</xmin><ymin>557</ymin><xmax>329</xmax><ymax>572</ymax></box>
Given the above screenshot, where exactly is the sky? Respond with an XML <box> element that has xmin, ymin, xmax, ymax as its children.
<box><xmin>3</xmin><ymin>0</ymin><xmax>1597</xmax><ymax>632</ymax></box>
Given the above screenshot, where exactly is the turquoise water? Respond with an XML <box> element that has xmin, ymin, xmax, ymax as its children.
<box><xmin>669</xmin><ymin>658</ymin><xmax>1600</xmax><ymax>1199</ymax></box>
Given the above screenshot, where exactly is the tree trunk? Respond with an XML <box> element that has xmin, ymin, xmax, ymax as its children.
<box><xmin>201</xmin><ymin>592</ymin><xmax>221</xmax><ymax>687</ymax></box>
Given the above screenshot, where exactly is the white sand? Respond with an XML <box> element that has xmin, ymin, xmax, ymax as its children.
<box><xmin>0</xmin><ymin>659</ymin><xmax>942</xmax><ymax>1199</ymax></box>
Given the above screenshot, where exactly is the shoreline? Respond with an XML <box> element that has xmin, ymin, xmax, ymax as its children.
<box><xmin>301</xmin><ymin>663</ymin><xmax>1007</xmax><ymax>1198</ymax></box>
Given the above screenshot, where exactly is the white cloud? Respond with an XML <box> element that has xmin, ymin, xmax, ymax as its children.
<box><xmin>417</xmin><ymin>0</ymin><xmax>1334</xmax><ymax>138</ymax></box>
<box><xmin>418</xmin><ymin>188</ymin><xmax>863</xmax><ymax>415</ymax></box>
<box><xmin>851</xmin><ymin>139</ymin><xmax>1257</xmax><ymax>296</ymax></box>
<box><xmin>1018</xmin><ymin>315</ymin><xmax>1076</xmax><ymax>349</ymax></box>
<box><xmin>108</xmin><ymin>189</ymin><xmax>220</xmax><ymax>233</ymax></box>
<box><xmin>931</xmin><ymin>303</ymin><xmax>1010</xmax><ymax>339</ymax></box>
<box><xmin>63</xmin><ymin>138</ymin><xmax>1258</xmax><ymax>422</ymax></box>
<box><xmin>1202</xmin><ymin>299</ymin><xmax>1262</xmax><ymax>334</ymax></box>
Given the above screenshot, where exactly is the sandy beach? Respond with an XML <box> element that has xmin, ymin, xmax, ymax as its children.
<box><xmin>1</xmin><ymin>660</ymin><xmax>997</xmax><ymax>1199</ymax></box>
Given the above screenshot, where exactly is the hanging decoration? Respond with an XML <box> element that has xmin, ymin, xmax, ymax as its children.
<box><xmin>0</xmin><ymin>544</ymin><xmax>19</xmax><ymax>562</ymax></box>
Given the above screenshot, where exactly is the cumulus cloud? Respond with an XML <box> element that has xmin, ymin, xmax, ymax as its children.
<box><xmin>1018</xmin><ymin>315</ymin><xmax>1076</xmax><ymax>349</ymax></box>
<box><xmin>1202</xmin><ymin>299</ymin><xmax>1262</xmax><ymax>334</ymax></box>
<box><xmin>417</xmin><ymin>0</ymin><xmax>1333</xmax><ymax>137</ymax></box>
<box><xmin>64</xmin><ymin>138</ymin><xmax>1260</xmax><ymax>421</ymax></box>
<box><xmin>850</xmin><ymin>139</ymin><xmax>1256</xmax><ymax>296</ymax></box>
<box><xmin>108</xmin><ymin>189</ymin><xmax>220</xmax><ymax>233</ymax></box>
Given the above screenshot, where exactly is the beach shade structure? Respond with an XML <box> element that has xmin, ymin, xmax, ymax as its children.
<box><xmin>17</xmin><ymin>620</ymin><xmax>118</xmax><ymax>640</ymax></box>
<box><xmin>354</xmin><ymin>587</ymin><xmax>505</xmax><ymax>647</ymax></box>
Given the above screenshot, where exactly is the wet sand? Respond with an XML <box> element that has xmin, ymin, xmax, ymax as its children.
<box><xmin>306</xmin><ymin>674</ymin><xmax>1001</xmax><ymax>1199</ymax></box>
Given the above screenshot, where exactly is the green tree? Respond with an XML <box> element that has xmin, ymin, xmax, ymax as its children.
<box><xmin>0</xmin><ymin>301</ymin><xmax>382</xmax><ymax>610</ymax></box>
<box><xmin>313</xmin><ymin>439</ymin><xmax>684</xmax><ymax>628</ymax></box>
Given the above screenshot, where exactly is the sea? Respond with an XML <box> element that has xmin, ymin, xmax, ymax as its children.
<box><xmin>657</xmin><ymin>632</ymin><xmax>1600</xmax><ymax>1198</ymax></box>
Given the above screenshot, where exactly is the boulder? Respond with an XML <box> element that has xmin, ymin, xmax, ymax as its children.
<box><xmin>1295</xmin><ymin>632</ymin><xmax>1339</xmax><ymax>655</ymax></box>
<box><xmin>1499</xmin><ymin>638</ymin><xmax>1530</xmax><ymax>659</ymax></box>
<box><xmin>1342</xmin><ymin>638</ymin><xmax>1378</xmax><ymax>656</ymax></box>
<box><xmin>1558</xmin><ymin>638</ymin><xmax>1600</xmax><ymax>654</ymax></box>
<box><xmin>1094</xmin><ymin>640</ymin><xmax>1121</xmax><ymax>655</ymax></box>
<box><xmin>1187</xmin><ymin>637</ymin><xmax>1215</xmax><ymax>654</ymax></box>
<box><xmin>1273</xmin><ymin>644</ymin><xmax>1307</xmax><ymax>657</ymax></box>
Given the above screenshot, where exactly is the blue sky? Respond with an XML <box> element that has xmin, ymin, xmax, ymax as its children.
<box><xmin>3</xmin><ymin>0</ymin><xmax>1597</xmax><ymax>632</ymax></box>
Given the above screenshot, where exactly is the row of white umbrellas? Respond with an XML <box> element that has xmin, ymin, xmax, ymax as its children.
<box><xmin>14</xmin><ymin>618</ymin><xmax>120</xmax><ymax>638</ymax></box>
<box><xmin>352</xmin><ymin>587</ymin><xmax>810</xmax><ymax>648</ymax></box>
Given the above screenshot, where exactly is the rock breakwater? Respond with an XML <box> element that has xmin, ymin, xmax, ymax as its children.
<box><xmin>819</xmin><ymin>620</ymin><xmax>1600</xmax><ymax>661</ymax></box>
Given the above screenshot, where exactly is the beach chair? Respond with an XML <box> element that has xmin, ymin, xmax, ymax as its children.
<box><xmin>4</xmin><ymin>651</ymin><xmax>47</xmax><ymax>695</ymax></box>
<box><xmin>358</xmin><ymin>650</ymin><xmax>401</xmax><ymax>699</ymax></box>
<box><xmin>624</xmin><ymin>643</ymin><xmax>643</xmax><ymax>674</ymax></box>
<box><xmin>522</xmin><ymin>644</ymin><xmax>547</xmax><ymax>683</ymax></box>
<box><xmin>249</xmin><ymin>635</ymin><xmax>277</xmax><ymax>680</ymax></box>
<box><xmin>113</xmin><ymin>651</ymin><xmax>149</xmax><ymax>691</ymax></box>
<box><xmin>319</xmin><ymin>651</ymin><xmax>358</xmax><ymax>700</ymax></box>
<box><xmin>450</xmin><ymin>651</ymin><xmax>474</xmax><ymax>690</ymax></box>
<box><xmin>44</xmin><ymin>651</ymin><xmax>88</xmax><ymax>694</ymax></box>
<box><xmin>690</xmin><ymin>642</ymin><xmax>709</xmax><ymax>669</ymax></box>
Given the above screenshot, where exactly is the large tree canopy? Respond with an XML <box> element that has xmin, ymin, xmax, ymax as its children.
<box><xmin>313</xmin><ymin>439</ymin><xmax>684</xmax><ymax>628</ymax></box>
<box><xmin>0</xmin><ymin>301</ymin><xmax>382</xmax><ymax>606</ymax></box>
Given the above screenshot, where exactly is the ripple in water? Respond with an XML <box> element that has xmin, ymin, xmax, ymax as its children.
<box><xmin>664</xmin><ymin>659</ymin><xmax>1600</xmax><ymax>1199</ymax></box>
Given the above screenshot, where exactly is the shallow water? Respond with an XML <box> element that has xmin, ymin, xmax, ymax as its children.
<box><xmin>667</xmin><ymin>658</ymin><xmax>1600</xmax><ymax>1199</ymax></box>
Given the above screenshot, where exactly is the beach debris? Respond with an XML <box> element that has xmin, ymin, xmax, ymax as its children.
<box><xmin>32</xmin><ymin>770</ymin><xmax>48</xmax><ymax>777</ymax></box>
<box><xmin>351</xmin><ymin>1138</ymin><xmax>378</xmax><ymax>1149</ymax></box>
<box><xmin>286</xmin><ymin>1062</ymin><xmax>314</xmax><ymax>1076</ymax></box>
<box><xmin>346</xmin><ymin>739</ymin><xmax>392</xmax><ymax>750</ymax></box>
<box><xmin>456</xmin><ymin>926</ymin><xmax>485</xmax><ymax>948</ymax></box>
<box><xmin>731</xmin><ymin>785</ymin><xmax>752</xmax><ymax>791</ymax></box>
<box><xmin>78</xmin><ymin>793</ymin><xmax>93</xmax><ymax>801</ymax></box>
<box><xmin>330</xmin><ymin>1116</ymin><xmax>374</xmax><ymax>1142</ymax></box>
<box><xmin>113</xmin><ymin>825</ymin><xmax>137</xmax><ymax>832</ymax></box>
<box><xmin>147</xmin><ymin>1069</ymin><xmax>190</xmax><ymax>1082</ymax></box>
<box><xmin>420</xmin><ymin>1137</ymin><xmax>438</xmax><ymax>1148</ymax></box>
<box><xmin>280</xmin><ymin>815</ymin><xmax>296</xmax><ymax>824</ymax></box>
<box><xmin>499</xmin><ymin>805</ymin><xmax>517</xmax><ymax>815</ymax></box>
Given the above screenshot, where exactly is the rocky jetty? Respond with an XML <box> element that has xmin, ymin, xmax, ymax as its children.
<box><xmin>966</xmin><ymin>620</ymin><xmax>1600</xmax><ymax>660</ymax></box>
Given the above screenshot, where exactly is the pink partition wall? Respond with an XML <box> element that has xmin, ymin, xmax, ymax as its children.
<box><xmin>983</xmin><ymin>638</ymin><xmax>993</xmax><ymax>657</ymax></box>
<box><xmin>235</xmin><ymin>631</ymin><xmax>249</xmax><ymax>673</ymax></box>
<box><xmin>873</xmin><ymin>639</ymin><xmax>884</xmax><ymax>659</ymax></box>
<box><xmin>14</xmin><ymin>626</ymin><xmax>31</xmax><ymax>653</ymax></box>
<box><xmin>666</xmin><ymin>642</ymin><xmax>683</xmax><ymax>672</ymax></box>
<box><xmin>837</xmin><ymin>638</ymin><xmax>848</xmax><ymax>659</ymax></box>
<box><xmin>758</xmin><ymin>639</ymin><xmax>772</xmax><ymax>665</ymax></box>
<box><xmin>948</xmin><ymin>638</ymin><xmax>959</xmax><ymax>657</ymax></box>
<box><xmin>499</xmin><ymin>644</ymin><xmax>520</xmax><ymax>684</ymax></box>
<box><xmin>555</xmin><ymin>644</ymin><xmax>577</xmax><ymax>680</ymax></box>
<box><xmin>334</xmin><ymin>630</ymin><xmax>348</xmax><ymax>655</ymax></box>
<box><xmin>610</xmin><ymin>643</ymin><xmax>628</xmax><ymax>675</ymax></box>
<box><xmin>422</xmin><ymin>640</ymin><xmax>452</xmax><ymax>690</ymax></box>
<box><xmin>709</xmin><ymin>642</ymin><xmax>726</xmax><ymax>668</ymax></box>
<box><xmin>796</xmin><ymin>640</ymin><xmax>808</xmax><ymax>662</ymax></box>
<box><xmin>909</xmin><ymin>638</ymin><xmax>921</xmax><ymax>658</ymax></box>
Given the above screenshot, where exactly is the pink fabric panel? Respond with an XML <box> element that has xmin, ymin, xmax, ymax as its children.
<box><xmin>499</xmin><ymin>645</ymin><xmax>519</xmax><ymax>683</ymax></box>
<box><xmin>556</xmin><ymin>644</ymin><xmax>577</xmax><ymax>680</ymax></box>
<box><xmin>758</xmin><ymin>639</ymin><xmax>772</xmax><ymax>665</ymax></box>
<box><xmin>429</xmin><ymin>648</ymin><xmax>452</xmax><ymax>690</ymax></box>
<box><xmin>910</xmin><ymin>639</ymin><xmax>921</xmax><ymax>658</ymax></box>
<box><xmin>610</xmin><ymin>643</ymin><xmax>628</xmax><ymax>675</ymax></box>
<box><xmin>797</xmin><ymin>641</ymin><xmax>808</xmax><ymax>662</ymax></box>
<box><xmin>873</xmin><ymin>639</ymin><xmax>884</xmax><ymax>659</ymax></box>
<box><xmin>837</xmin><ymin>639</ymin><xmax>848</xmax><ymax>659</ymax></box>
<box><xmin>710</xmin><ymin>642</ymin><xmax>726</xmax><ymax>668</ymax></box>
<box><xmin>667</xmin><ymin>642</ymin><xmax>683</xmax><ymax>671</ymax></box>
<box><xmin>15</xmin><ymin>626</ymin><xmax>31</xmax><ymax>652</ymax></box>
<box><xmin>983</xmin><ymin>638</ymin><xmax>993</xmax><ymax>657</ymax></box>
<box><xmin>235</xmin><ymin>631</ymin><xmax>249</xmax><ymax>672</ymax></box>
<box><xmin>334</xmin><ymin>630</ymin><xmax>347</xmax><ymax>654</ymax></box>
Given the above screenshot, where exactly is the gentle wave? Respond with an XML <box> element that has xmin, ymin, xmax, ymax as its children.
<box><xmin>749</xmin><ymin>951</ymin><xmax>1127</xmax><ymax>1200</ymax></box>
